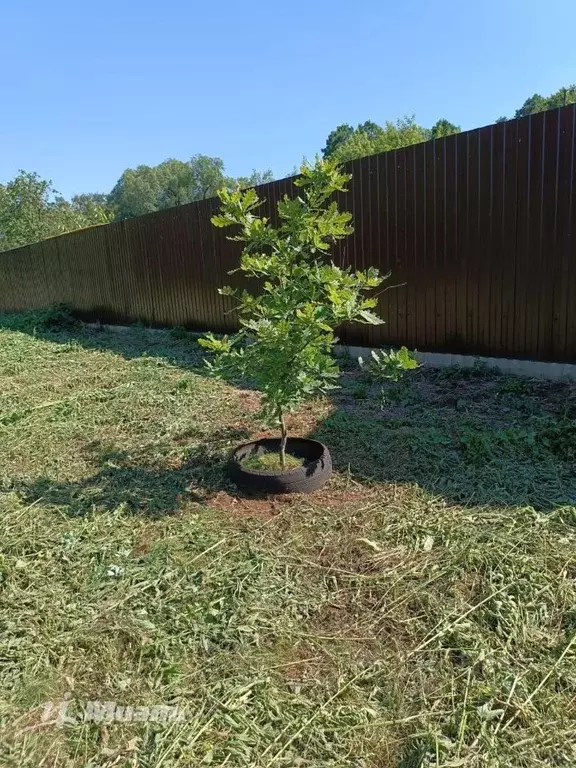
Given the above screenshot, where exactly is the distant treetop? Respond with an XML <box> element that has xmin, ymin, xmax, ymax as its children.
<box><xmin>108</xmin><ymin>156</ymin><xmax>274</xmax><ymax>221</ymax></box>
<box><xmin>320</xmin><ymin>83</ymin><xmax>576</xmax><ymax>166</ymax></box>
<box><xmin>497</xmin><ymin>84</ymin><xmax>576</xmax><ymax>123</ymax></box>
<box><xmin>321</xmin><ymin>115</ymin><xmax>460</xmax><ymax>163</ymax></box>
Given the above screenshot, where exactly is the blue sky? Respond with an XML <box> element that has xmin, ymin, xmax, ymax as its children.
<box><xmin>1</xmin><ymin>0</ymin><xmax>574</xmax><ymax>198</ymax></box>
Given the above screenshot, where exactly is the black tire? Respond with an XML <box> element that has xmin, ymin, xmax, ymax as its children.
<box><xmin>228</xmin><ymin>437</ymin><xmax>332</xmax><ymax>494</ymax></box>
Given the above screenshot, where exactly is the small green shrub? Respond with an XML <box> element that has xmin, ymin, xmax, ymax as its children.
<box><xmin>0</xmin><ymin>304</ymin><xmax>80</xmax><ymax>334</ymax></box>
<box><xmin>537</xmin><ymin>415</ymin><xmax>576</xmax><ymax>462</ymax></box>
<box><xmin>39</xmin><ymin>304</ymin><xmax>81</xmax><ymax>330</ymax></box>
<box><xmin>437</xmin><ymin>360</ymin><xmax>499</xmax><ymax>380</ymax></box>
<box><xmin>336</xmin><ymin>347</ymin><xmax>357</xmax><ymax>371</ymax></box>
<box><xmin>358</xmin><ymin>346</ymin><xmax>419</xmax><ymax>383</ymax></box>
<box><xmin>358</xmin><ymin>347</ymin><xmax>419</xmax><ymax>408</ymax></box>
<box><xmin>498</xmin><ymin>375</ymin><xmax>535</xmax><ymax>395</ymax></box>
<box><xmin>169</xmin><ymin>325</ymin><xmax>190</xmax><ymax>340</ymax></box>
<box><xmin>200</xmin><ymin>157</ymin><xmax>386</xmax><ymax>469</ymax></box>
<box><xmin>351</xmin><ymin>383</ymin><xmax>370</xmax><ymax>399</ymax></box>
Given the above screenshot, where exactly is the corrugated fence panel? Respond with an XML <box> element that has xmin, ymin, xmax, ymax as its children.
<box><xmin>477</xmin><ymin>124</ymin><xmax>493</xmax><ymax>355</ymax></box>
<box><xmin>514</xmin><ymin>114</ymin><xmax>532</xmax><ymax>357</ymax></box>
<box><xmin>0</xmin><ymin>106</ymin><xmax>575</xmax><ymax>362</ymax></box>
<box><xmin>395</xmin><ymin>146</ymin><xmax>409</xmax><ymax>349</ymax></box>
<box><xmin>539</xmin><ymin>108</ymin><xmax>560</xmax><ymax>360</ymax></box>
<box><xmin>525</xmin><ymin>111</ymin><xmax>546</xmax><ymax>359</ymax></box>
<box><xmin>424</xmin><ymin>138</ymin><xmax>438</xmax><ymax>350</ymax></box>
<box><xmin>552</xmin><ymin>106</ymin><xmax>573</xmax><ymax>360</ymax></box>
<box><xmin>568</xmin><ymin>106</ymin><xmax>576</xmax><ymax>358</ymax></box>
<box><xmin>443</xmin><ymin>133</ymin><xmax>458</xmax><ymax>352</ymax></box>
<box><xmin>413</xmin><ymin>141</ymin><xmax>428</xmax><ymax>351</ymax></box>
<box><xmin>500</xmin><ymin>118</ymin><xmax>519</xmax><ymax>357</ymax></box>
<box><xmin>454</xmin><ymin>130</ymin><xmax>469</xmax><ymax>352</ymax></box>
<box><xmin>403</xmin><ymin>144</ymin><xmax>416</xmax><ymax>349</ymax></box>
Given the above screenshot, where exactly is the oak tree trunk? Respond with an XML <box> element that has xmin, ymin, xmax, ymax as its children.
<box><xmin>278</xmin><ymin>407</ymin><xmax>287</xmax><ymax>471</ymax></box>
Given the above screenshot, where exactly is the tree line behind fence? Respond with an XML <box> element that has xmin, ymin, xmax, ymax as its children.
<box><xmin>0</xmin><ymin>105</ymin><xmax>575</xmax><ymax>363</ymax></box>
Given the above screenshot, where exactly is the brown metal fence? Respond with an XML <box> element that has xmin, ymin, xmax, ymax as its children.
<box><xmin>1</xmin><ymin>106</ymin><xmax>575</xmax><ymax>362</ymax></box>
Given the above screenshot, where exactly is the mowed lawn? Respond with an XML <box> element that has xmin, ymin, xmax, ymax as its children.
<box><xmin>1</xmin><ymin>309</ymin><xmax>575</xmax><ymax>768</ymax></box>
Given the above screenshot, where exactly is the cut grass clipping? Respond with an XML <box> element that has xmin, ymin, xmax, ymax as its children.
<box><xmin>0</xmin><ymin>308</ymin><xmax>575</xmax><ymax>768</ymax></box>
<box><xmin>241</xmin><ymin>451</ymin><xmax>305</xmax><ymax>471</ymax></box>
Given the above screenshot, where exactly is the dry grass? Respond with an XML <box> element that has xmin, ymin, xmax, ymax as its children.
<box><xmin>241</xmin><ymin>452</ymin><xmax>305</xmax><ymax>472</ymax></box>
<box><xmin>0</xmin><ymin>309</ymin><xmax>575</xmax><ymax>767</ymax></box>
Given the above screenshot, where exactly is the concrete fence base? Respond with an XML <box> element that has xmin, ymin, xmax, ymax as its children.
<box><xmin>338</xmin><ymin>346</ymin><xmax>576</xmax><ymax>381</ymax></box>
<box><xmin>89</xmin><ymin>324</ymin><xmax>576</xmax><ymax>381</ymax></box>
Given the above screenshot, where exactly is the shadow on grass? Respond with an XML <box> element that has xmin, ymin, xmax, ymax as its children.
<box><xmin>312</xmin><ymin>371</ymin><xmax>576</xmax><ymax>511</ymax></box>
<box><xmin>2</xmin><ymin>310</ymin><xmax>575</xmax><ymax>513</ymax></box>
<box><xmin>16</xmin><ymin>430</ymin><xmax>251</xmax><ymax>518</ymax></box>
<box><xmin>0</xmin><ymin>308</ymin><xmax>207</xmax><ymax>371</ymax></box>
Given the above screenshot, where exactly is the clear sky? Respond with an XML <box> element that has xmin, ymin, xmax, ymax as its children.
<box><xmin>2</xmin><ymin>0</ymin><xmax>574</xmax><ymax>198</ymax></box>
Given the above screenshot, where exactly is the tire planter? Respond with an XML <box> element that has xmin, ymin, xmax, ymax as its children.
<box><xmin>228</xmin><ymin>437</ymin><xmax>332</xmax><ymax>494</ymax></box>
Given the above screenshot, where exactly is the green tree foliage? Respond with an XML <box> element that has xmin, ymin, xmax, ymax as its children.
<box><xmin>49</xmin><ymin>196</ymin><xmax>113</xmax><ymax>235</ymax></box>
<box><xmin>200</xmin><ymin>157</ymin><xmax>385</xmax><ymax>468</ymax></box>
<box><xmin>498</xmin><ymin>84</ymin><xmax>576</xmax><ymax>122</ymax></box>
<box><xmin>430</xmin><ymin>118</ymin><xmax>461</xmax><ymax>139</ymax></box>
<box><xmin>0</xmin><ymin>157</ymin><xmax>274</xmax><ymax>248</ymax></box>
<box><xmin>156</xmin><ymin>156</ymin><xmax>228</xmax><ymax>210</ymax></box>
<box><xmin>330</xmin><ymin>117</ymin><xmax>430</xmax><ymax>163</ymax></box>
<box><xmin>0</xmin><ymin>171</ymin><xmax>111</xmax><ymax>252</ymax></box>
<box><xmin>107</xmin><ymin>165</ymin><xmax>162</xmax><ymax>219</ymax></box>
<box><xmin>322</xmin><ymin>116</ymin><xmax>461</xmax><ymax>163</ymax></box>
<box><xmin>70</xmin><ymin>193</ymin><xmax>110</xmax><ymax>214</ymax></box>
<box><xmin>359</xmin><ymin>347</ymin><xmax>419</xmax><ymax>383</ymax></box>
<box><xmin>356</xmin><ymin>120</ymin><xmax>383</xmax><ymax>140</ymax></box>
<box><xmin>322</xmin><ymin>83</ymin><xmax>576</xmax><ymax>165</ymax></box>
<box><xmin>236</xmin><ymin>169</ymin><xmax>275</xmax><ymax>188</ymax></box>
<box><xmin>515</xmin><ymin>94</ymin><xmax>549</xmax><ymax>118</ymax></box>
<box><xmin>109</xmin><ymin>156</ymin><xmax>275</xmax><ymax>220</ymax></box>
<box><xmin>108</xmin><ymin>161</ymin><xmax>188</xmax><ymax>219</ymax></box>
<box><xmin>321</xmin><ymin>124</ymin><xmax>355</xmax><ymax>158</ymax></box>
<box><xmin>0</xmin><ymin>172</ymin><xmax>53</xmax><ymax>250</ymax></box>
<box><xmin>514</xmin><ymin>84</ymin><xmax>576</xmax><ymax>118</ymax></box>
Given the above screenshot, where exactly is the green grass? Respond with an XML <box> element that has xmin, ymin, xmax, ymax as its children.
<box><xmin>241</xmin><ymin>452</ymin><xmax>305</xmax><ymax>471</ymax></box>
<box><xmin>0</xmin><ymin>310</ymin><xmax>575</xmax><ymax>767</ymax></box>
